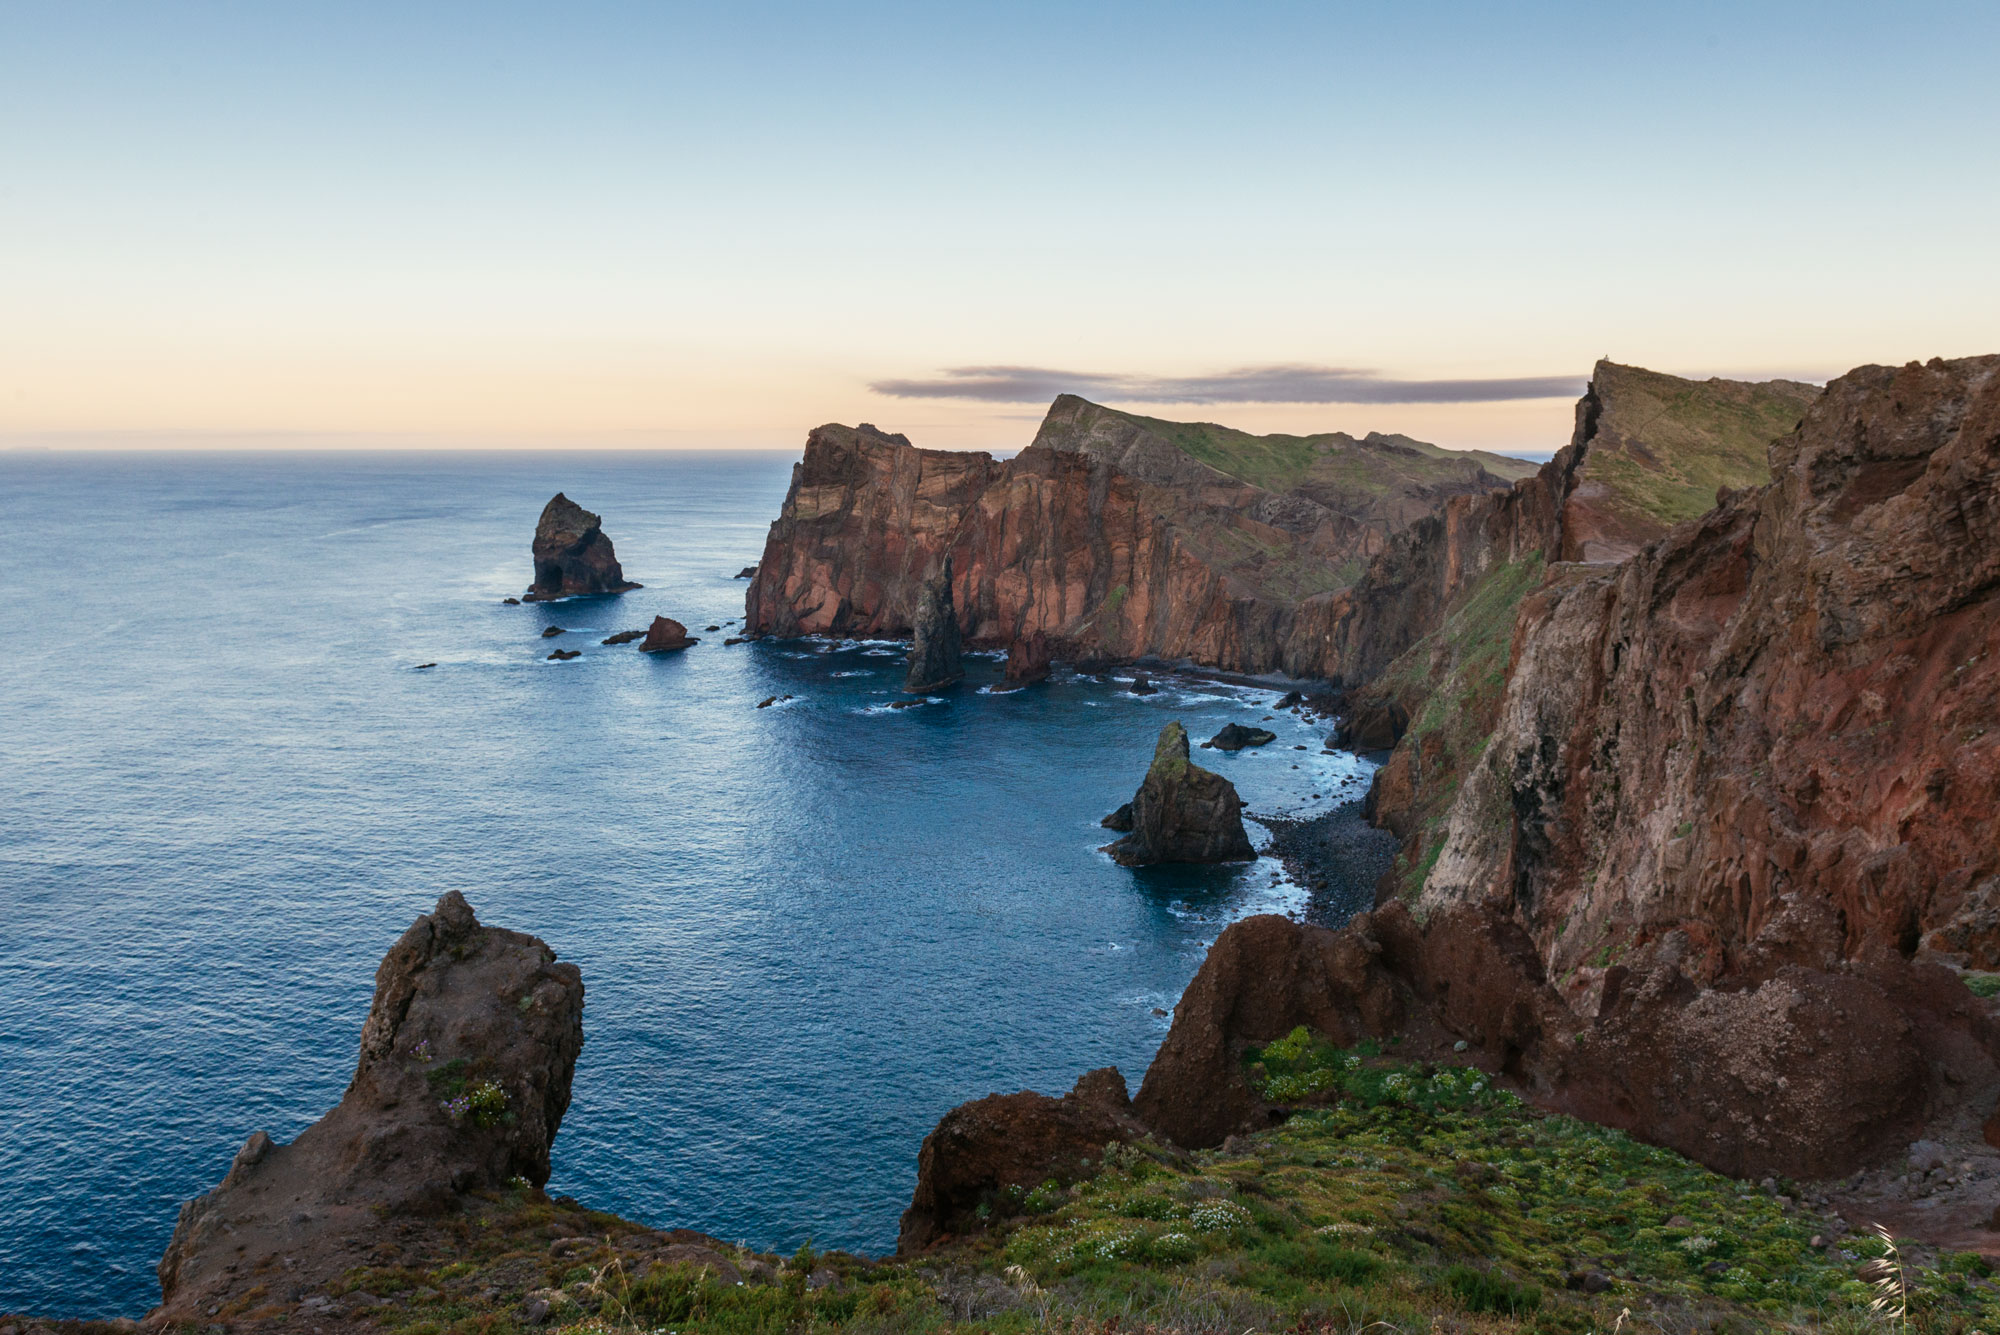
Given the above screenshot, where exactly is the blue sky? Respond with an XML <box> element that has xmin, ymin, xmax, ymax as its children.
<box><xmin>2</xmin><ymin>1</ymin><xmax>1996</xmax><ymax>451</ymax></box>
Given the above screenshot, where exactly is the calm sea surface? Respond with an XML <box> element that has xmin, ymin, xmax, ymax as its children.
<box><xmin>0</xmin><ymin>451</ymin><xmax>1374</xmax><ymax>1318</ymax></box>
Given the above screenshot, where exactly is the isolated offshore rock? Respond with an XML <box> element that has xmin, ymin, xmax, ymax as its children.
<box><xmin>903</xmin><ymin>556</ymin><xmax>964</xmax><ymax>693</ymax></box>
<box><xmin>638</xmin><ymin>616</ymin><xmax>697</xmax><ymax>653</ymax></box>
<box><xmin>155</xmin><ymin>892</ymin><xmax>584</xmax><ymax>1322</ymax></box>
<box><xmin>524</xmin><ymin>493</ymin><xmax>640</xmax><ymax>601</ymax></box>
<box><xmin>601</xmin><ymin>629</ymin><xmax>646</xmax><ymax>645</ymax></box>
<box><xmin>1003</xmin><ymin>630</ymin><xmax>1053</xmax><ymax>684</ymax></box>
<box><xmin>898</xmin><ymin>1067</ymin><xmax>1146</xmax><ymax>1254</ymax></box>
<box><xmin>1205</xmin><ymin>723</ymin><xmax>1275</xmax><ymax>751</ymax></box>
<box><xmin>1104</xmin><ymin>722</ymin><xmax>1254</xmax><ymax>865</ymax></box>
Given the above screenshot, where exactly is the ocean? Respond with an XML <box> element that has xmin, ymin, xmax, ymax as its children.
<box><xmin>0</xmin><ymin>451</ymin><xmax>1377</xmax><ymax>1318</ymax></box>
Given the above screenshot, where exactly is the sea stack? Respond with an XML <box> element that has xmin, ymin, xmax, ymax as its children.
<box><xmin>638</xmin><ymin>615</ymin><xmax>697</xmax><ymax>653</ymax></box>
<box><xmin>154</xmin><ymin>892</ymin><xmax>585</xmax><ymax>1323</ymax></box>
<box><xmin>1104</xmin><ymin>721</ymin><xmax>1255</xmax><ymax>865</ymax></box>
<box><xmin>1003</xmin><ymin>631</ymin><xmax>1052</xmax><ymax>685</ymax></box>
<box><xmin>524</xmin><ymin>493</ymin><xmax>641</xmax><ymax>601</ymax></box>
<box><xmin>902</xmin><ymin>556</ymin><xmax>963</xmax><ymax>693</ymax></box>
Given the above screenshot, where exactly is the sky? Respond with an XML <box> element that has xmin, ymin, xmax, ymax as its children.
<box><xmin>2</xmin><ymin>1</ymin><xmax>1996</xmax><ymax>455</ymax></box>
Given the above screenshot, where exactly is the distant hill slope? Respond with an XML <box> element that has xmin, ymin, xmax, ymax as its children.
<box><xmin>1561</xmin><ymin>361</ymin><xmax>1820</xmax><ymax>561</ymax></box>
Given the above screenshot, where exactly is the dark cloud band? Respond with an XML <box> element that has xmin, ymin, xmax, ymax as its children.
<box><xmin>870</xmin><ymin>364</ymin><xmax>1584</xmax><ymax>406</ymax></box>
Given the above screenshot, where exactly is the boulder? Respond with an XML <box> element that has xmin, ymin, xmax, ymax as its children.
<box><xmin>601</xmin><ymin>629</ymin><xmax>645</xmax><ymax>645</ymax></box>
<box><xmin>541</xmin><ymin>626</ymin><xmax>566</xmax><ymax>638</ymax></box>
<box><xmin>547</xmin><ymin>649</ymin><xmax>581</xmax><ymax>661</ymax></box>
<box><xmin>734</xmin><ymin>566</ymin><xmax>758</xmax><ymax>579</ymax></box>
<box><xmin>524</xmin><ymin>494</ymin><xmax>640</xmax><ymax>601</ymax></box>
<box><xmin>155</xmin><ymin>892</ymin><xmax>584</xmax><ymax>1323</ymax></box>
<box><xmin>1128</xmin><ymin>675</ymin><xmax>1158</xmax><ymax>696</ymax></box>
<box><xmin>1103</xmin><ymin>722</ymin><xmax>1255</xmax><ymax>865</ymax></box>
<box><xmin>898</xmin><ymin>1068</ymin><xmax>1145</xmax><ymax>1254</ymax></box>
<box><xmin>638</xmin><ymin>616</ymin><xmax>697</xmax><ymax>653</ymax></box>
<box><xmin>903</xmin><ymin>557</ymin><xmax>964</xmax><ymax>693</ymax></box>
<box><xmin>1205</xmin><ymin>723</ymin><xmax>1275</xmax><ymax>751</ymax></box>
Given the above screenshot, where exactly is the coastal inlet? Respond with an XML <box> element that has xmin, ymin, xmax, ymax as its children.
<box><xmin>0</xmin><ymin>450</ymin><xmax>1385</xmax><ymax>1318</ymax></box>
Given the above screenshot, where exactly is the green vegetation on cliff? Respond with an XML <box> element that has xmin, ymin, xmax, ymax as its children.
<box><xmin>299</xmin><ymin>1043</ymin><xmax>1996</xmax><ymax>1335</ymax></box>
<box><xmin>1092</xmin><ymin>405</ymin><xmax>1539</xmax><ymax>496</ymax></box>
<box><xmin>1367</xmin><ymin>554</ymin><xmax>1546</xmax><ymax>902</ymax></box>
<box><xmin>1577</xmin><ymin>362</ymin><xmax>1817</xmax><ymax>532</ymax></box>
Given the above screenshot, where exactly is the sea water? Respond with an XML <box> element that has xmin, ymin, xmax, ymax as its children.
<box><xmin>0</xmin><ymin>451</ymin><xmax>1376</xmax><ymax>1318</ymax></box>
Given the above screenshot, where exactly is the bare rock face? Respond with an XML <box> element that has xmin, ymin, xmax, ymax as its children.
<box><xmin>898</xmin><ymin>1067</ymin><xmax>1145</xmax><ymax>1254</ymax></box>
<box><xmin>1133</xmin><ymin>908</ymin><xmax>1952</xmax><ymax>1182</ymax></box>
<box><xmin>525</xmin><ymin>493</ymin><xmax>640</xmax><ymax>601</ymax></box>
<box><xmin>154</xmin><ymin>892</ymin><xmax>585</xmax><ymax>1323</ymax></box>
<box><xmin>903</xmin><ymin>556</ymin><xmax>963</xmax><ymax>693</ymax></box>
<box><xmin>638</xmin><ymin>615</ymin><xmax>697</xmax><ymax>653</ymax></box>
<box><xmin>1104</xmin><ymin>722</ymin><xmax>1254</xmax><ymax>865</ymax></box>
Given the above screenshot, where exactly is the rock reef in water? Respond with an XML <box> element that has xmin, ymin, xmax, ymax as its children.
<box><xmin>1003</xmin><ymin>630</ymin><xmax>1052</xmax><ymax>684</ymax></box>
<box><xmin>903</xmin><ymin>557</ymin><xmax>963</xmax><ymax>693</ymax></box>
<box><xmin>638</xmin><ymin>616</ymin><xmax>697</xmax><ymax>653</ymax></box>
<box><xmin>1103</xmin><ymin>722</ymin><xmax>1254</xmax><ymax>865</ymax></box>
<box><xmin>1204</xmin><ymin>723</ymin><xmax>1275</xmax><ymax>751</ymax></box>
<box><xmin>525</xmin><ymin>493</ymin><xmax>640</xmax><ymax>601</ymax></box>
<box><xmin>898</xmin><ymin>1067</ymin><xmax>1145</xmax><ymax>1254</ymax></box>
<box><xmin>155</xmin><ymin>892</ymin><xmax>584</xmax><ymax>1324</ymax></box>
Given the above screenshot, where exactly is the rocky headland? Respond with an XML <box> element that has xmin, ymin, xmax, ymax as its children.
<box><xmin>524</xmin><ymin>493</ymin><xmax>640</xmax><ymax>602</ymax></box>
<box><xmin>744</xmin><ymin>402</ymin><xmax>1535</xmax><ymax>674</ymax></box>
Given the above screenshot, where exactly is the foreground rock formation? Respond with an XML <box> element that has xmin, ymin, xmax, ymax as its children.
<box><xmin>903</xmin><ymin>557</ymin><xmax>963</xmax><ymax>692</ymax></box>
<box><xmin>525</xmin><ymin>493</ymin><xmax>640</xmax><ymax>601</ymax></box>
<box><xmin>898</xmin><ymin>1067</ymin><xmax>1145</xmax><ymax>1253</ymax></box>
<box><xmin>745</xmin><ymin>402</ymin><xmax>1533</xmax><ymax>672</ymax></box>
<box><xmin>1103</xmin><ymin>722</ymin><xmax>1254</xmax><ymax>865</ymax></box>
<box><xmin>153</xmin><ymin>892</ymin><xmax>584</xmax><ymax>1325</ymax></box>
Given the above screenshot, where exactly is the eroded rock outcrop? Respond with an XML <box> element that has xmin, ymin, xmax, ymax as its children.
<box><xmin>903</xmin><ymin>557</ymin><xmax>963</xmax><ymax>693</ymax></box>
<box><xmin>1130</xmin><ymin>907</ymin><xmax>1957</xmax><ymax>1182</ymax></box>
<box><xmin>898</xmin><ymin>1067</ymin><xmax>1146</xmax><ymax>1254</ymax></box>
<box><xmin>1103</xmin><ymin>722</ymin><xmax>1254</xmax><ymax>865</ymax></box>
<box><xmin>155</xmin><ymin>892</ymin><xmax>584</xmax><ymax>1323</ymax></box>
<box><xmin>1204</xmin><ymin>723</ymin><xmax>1274</xmax><ymax>751</ymax></box>
<box><xmin>525</xmin><ymin>493</ymin><xmax>640</xmax><ymax>601</ymax></box>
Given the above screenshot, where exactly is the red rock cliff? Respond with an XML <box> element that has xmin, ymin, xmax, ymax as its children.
<box><xmin>745</xmin><ymin>397</ymin><xmax>1530</xmax><ymax>674</ymax></box>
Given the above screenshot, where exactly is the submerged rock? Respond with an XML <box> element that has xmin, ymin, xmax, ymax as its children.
<box><xmin>903</xmin><ymin>557</ymin><xmax>964</xmax><ymax>693</ymax></box>
<box><xmin>1104</xmin><ymin>722</ymin><xmax>1255</xmax><ymax>865</ymax></box>
<box><xmin>1204</xmin><ymin>723</ymin><xmax>1275</xmax><ymax>751</ymax></box>
<box><xmin>638</xmin><ymin>616</ymin><xmax>697</xmax><ymax>653</ymax></box>
<box><xmin>541</xmin><ymin>626</ymin><xmax>566</xmax><ymax>638</ymax></box>
<box><xmin>524</xmin><ymin>493</ymin><xmax>640</xmax><ymax>601</ymax></box>
<box><xmin>155</xmin><ymin>892</ymin><xmax>584</xmax><ymax>1323</ymax></box>
<box><xmin>547</xmin><ymin>649</ymin><xmax>581</xmax><ymax>661</ymax></box>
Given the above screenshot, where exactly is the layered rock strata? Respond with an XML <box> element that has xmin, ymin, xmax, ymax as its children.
<box><xmin>526</xmin><ymin>493</ymin><xmax>640</xmax><ymax>601</ymax></box>
<box><xmin>903</xmin><ymin>556</ymin><xmax>964</xmax><ymax>693</ymax></box>
<box><xmin>1103</xmin><ymin>721</ymin><xmax>1254</xmax><ymax>865</ymax></box>
<box><xmin>155</xmin><ymin>892</ymin><xmax>584</xmax><ymax>1324</ymax></box>
<box><xmin>746</xmin><ymin>401</ymin><xmax>1531</xmax><ymax>674</ymax></box>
